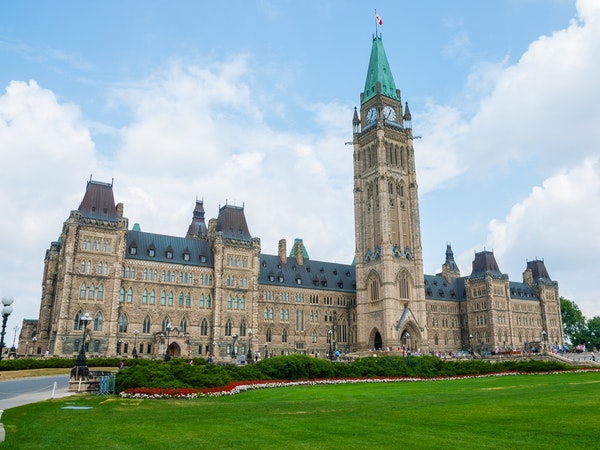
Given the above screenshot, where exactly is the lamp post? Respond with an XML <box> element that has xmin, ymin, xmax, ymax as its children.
<box><xmin>469</xmin><ymin>334</ymin><xmax>473</xmax><ymax>358</ymax></box>
<box><xmin>132</xmin><ymin>330</ymin><xmax>139</xmax><ymax>358</ymax></box>
<box><xmin>32</xmin><ymin>336</ymin><xmax>37</xmax><ymax>356</ymax></box>
<box><xmin>164</xmin><ymin>323</ymin><xmax>173</xmax><ymax>362</ymax></box>
<box><xmin>10</xmin><ymin>326</ymin><xmax>18</xmax><ymax>357</ymax></box>
<box><xmin>246</xmin><ymin>329</ymin><xmax>253</xmax><ymax>364</ymax></box>
<box><xmin>74</xmin><ymin>312</ymin><xmax>91</xmax><ymax>378</ymax></box>
<box><xmin>0</xmin><ymin>297</ymin><xmax>14</xmax><ymax>362</ymax></box>
<box><xmin>264</xmin><ymin>342</ymin><xmax>268</xmax><ymax>359</ymax></box>
<box><xmin>541</xmin><ymin>330</ymin><xmax>547</xmax><ymax>353</ymax></box>
<box><xmin>327</xmin><ymin>329</ymin><xmax>333</xmax><ymax>360</ymax></box>
<box><xmin>231</xmin><ymin>333</ymin><xmax>238</xmax><ymax>360</ymax></box>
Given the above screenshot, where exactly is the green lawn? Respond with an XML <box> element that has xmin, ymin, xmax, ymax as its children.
<box><xmin>2</xmin><ymin>371</ymin><xmax>599</xmax><ymax>449</ymax></box>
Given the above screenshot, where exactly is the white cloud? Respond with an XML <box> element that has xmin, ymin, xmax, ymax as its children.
<box><xmin>0</xmin><ymin>80</ymin><xmax>97</xmax><ymax>325</ymax></box>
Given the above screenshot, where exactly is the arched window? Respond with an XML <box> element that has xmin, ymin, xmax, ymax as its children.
<box><xmin>127</xmin><ymin>288</ymin><xmax>133</xmax><ymax>303</ymax></box>
<box><xmin>225</xmin><ymin>320</ymin><xmax>232</xmax><ymax>336</ymax></box>
<box><xmin>239</xmin><ymin>321</ymin><xmax>246</xmax><ymax>336</ymax></box>
<box><xmin>79</xmin><ymin>283</ymin><xmax>86</xmax><ymax>299</ymax></box>
<box><xmin>280</xmin><ymin>309</ymin><xmax>284</xmax><ymax>320</ymax></box>
<box><xmin>206</xmin><ymin>295</ymin><xmax>211</xmax><ymax>308</ymax></box>
<box><xmin>179</xmin><ymin>318</ymin><xmax>188</xmax><ymax>333</ymax></box>
<box><xmin>399</xmin><ymin>274</ymin><xmax>410</xmax><ymax>299</ymax></box>
<box><xmin>119</xmin><ymin>288</ymin><xmax>125</xmax><ymax>302</ymax></box>
<box><xmin>73</xmin><ymin>311</ymin><xmax>83</xmax><ymax>330</ymax></box>
<box><xmin>312</xmin><ymin>330</ymin><xmax>318</xmax><ymax>343</ymax></box>
<box><xmin>161</xmin><ymin>317</ymin><xmax>171</xmax><ymax>332</ymax></box>
<box><xmin>97</xmin><ymin>285</ymin><xmax>103</xmax><ymax>300</ymax></box>
<box><xmin>179</xmin><ymin>292</ymin><xmax>184</xmax><ymax>307</ymax></box>
<box><xmin>266</xmin><ymin>328</ymin><xmax>272</xmax><ymax>343</ymax></box>
<box><xmin>285</xmin><ymin>309</ymin><xmax>289</xmax><ymax>321</ymax></box>
<box><xmin>185</xmin><ymin>293</ymin><xmax>191</xmax><ymax>307</ymax></box>
<box><xmin>88</xmin><ymin>284</ymin><xmax>95</xmax><ymax>299</ymax></box>
<box><xmin>269</xmin><ymin>307</ymin><xmax>273</xmax><ymax>320</ymax></box>
<box><xmin>282</xmin><ymin>329</ymin><xmax>288</xmax><ymax>343</ymax></box>
<box><xmin>160</xmin><ymin>291</ymin><xmax>166</xmax><ymax>305</ymax></box>
<box><xmin>142</xmin><ymin>289</ymin><xmax>148</xmax><ymax>304</ymax></box>
<box><xmin>264</xmin><ymin>308</ymin><xmax>269</xmax><ymax>319</ymax></box>
<box><xmin>80</xmin><ymin>260</ymin><xmax>86</xmax><ymax>272</ymax></box>
<box><xmin>240</xmin><ymin>296</ymin><xmax>245</xmax><ymax>310</ymax></box>
<box><xmin>200</xmin><ymin>318</ymin><xmax>208</xmax><ymax>336</ymax></box>
<box><xmin>118</xmin><ymin>314</ymin><xmax>128</xmax><ymax>333</ymax></box>
<box><xmin>233</xmin><ymin>296</ymin><xmax>239</xmax><ymax>309</ymax></box>
<box><xmin>199</xmin><ymin>294</ymin><xmax>205</xmax><ymax>308</ymax></box>
<box><xmin>104</xmin><ymin>263</ymin><xmax>108</xmax><ymax>275</ymax></box>
<box><xmin>143</xmin><ymin>316</ymin><xmax>151</xmax><ymax>334</ymax></box>
<box><xmin>227</xmin><ymin>295</ymin><xmax>232</xmax><ymax>309</ymax></box>
<box><xmin>150</xmin><ymin>290</ymin><xmax>155</xmax><ymax>304</ymax></box>
<box><xmin>86</xmin><ymin>261</ymin><xmax>91</xmax><ymax>273</ymax></box>
<box><xmin>168</xmin><ymin>292</ymin><xmax>173</xmax><ymax>306</ymax></box>
<box><xmin>94</xmin><ymin>312</ymin><xmax>103</xmax><ymax>331</ymax></box>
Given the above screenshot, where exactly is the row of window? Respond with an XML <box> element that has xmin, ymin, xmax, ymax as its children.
<box><xmin>226</xmin><ymin>255</ymin><xmax>249</xmax><ymax>268</ymax></box>
<box><xmin>118</xmin><ymin>288</ymin><xmax>212</xmax><ymax>309</ymax></box>
<box><xmin>130</xmin><ymin>245</ymin><xmax>208</xmax><ymax>263</ymax></box>
<box><xmin>226</xmin><ymin>276</ymin><xmax>248</xmax><ymax>289</ymax></box>
<box><xmin>81</xmin><ymin>237</ymin><xmax>111</xmax><ymax>252</ymax></box>
<box><xmin>80</xmin><ymin>260</ymin><xmax>110</xmax><ymax>275</ymax></box>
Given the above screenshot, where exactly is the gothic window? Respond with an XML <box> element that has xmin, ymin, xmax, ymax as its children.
<box><xmin>227</xmin><ymin>296</ymin><xmax>232</xmax><ymax>309</ymax></box>
<box><xmin>74</xmin><ymin>311</ymin><xmax>83</xmax><ymax>330</ymax></box>
<box><xmin>150</xmin><ymin>290</ymin><xmax>156</xmax><ymax>305</ymax></box>
<box><xmin>281</xmin><ymin>329</ymin><xmax>288</xmax><ymax>343</ymax></box>
<box><xmin>312</xmin><ymin>330</ymin><xmax>318</xmax><ymax>343</ymax></box>
<box><xmin>94</xmin><ymin>312</ymin><xmax>103</xmax><ymax>331</ymax></box>
<box><xmin>118</xmin><ymin>314</ymin><xmax>128</xmax><ymax>333</ymax></box>
<box><xmin>266</xmin><ymin>328</ymin><xmax>272</xmax><ymax>343</ymax></box>
<box><xmin>142</xmin><ymin>289</ymin><xmax>148</xmax><ymax>304</ymax></box>
<box><xmin>179</xmin><ymin>318</ymin><xmax>188</xmax><ymax>333</ymax></box>
<box><xmin>179</xmin><ymin>292</ymin><xmax>184</xmax><ymax>307</ymax></box>
<box><xmin>206</xmin><ymin>294</ymin><xmax>211</xmax><ymax>308</ymax></box>
<box><xmin>240</xmin><ymin>296</ymin><xmax>245</xmax><ymax>310</ymax></box>
<box><xmin>104</xmin><ymin>263</ymin><xmax>108</xmax><ymax>275</ymax></box>
<box><xmin>160</xmin><ymin>291</ymin><xmax>166</xmax><ymax>305</ymax></box>
<box><xmin>264</xmin><ymin>308</ymin><xmax>268</xmax><ymax>319</ymax></box>
<box><xmin>200</xmin><ymin>318</ymin><xmax>208</xmax><ymax>336</ymax></box>
<box><xmin>88</xmin><ymin>284</ymin><xmax>95</xmax><ymax>300</ymax></box>
<box><xmin>86</xmin><ymin>261</ymin><xmax>91</xmax><ymax>273</ymax></box>
<box><xmin>80</xmin><ymin>283</ymin><xmax>86</xmax><ymax>299</ymax></box>
<box><xmin>225</xmin><ymin>320</ymin><xmax>232</xmax><ymax>337</ymax></box>
<box><xmin>161</xmin><ymin>317</ymin><xmax>171</xmax><ymax>333</ymax></box>
<box><xmin>233</xmin><ymin>296</ymin><xmax>239</xmax><ymax>309</ymax></box>
<box><xmin>168</xmin><ymin>292</ymin><xmax>173</xmax><ymax>306</ymax></box>
<box><xmin>186</xmin><ymin>293</ymin><xmax>191</xmax><ymax>307</ymax></box>
<box><xmin>399</xmin><ymin>274</ymin><xmax>409</xmax><ymax>299</ymax></box>
<box><xmin>369</xmin><ymin>277</ymin><xmax>379</xmax><ymax>302</ymax></box>
<box><xmin>143</xmin><ymin>316</ymin><xmax>151</xmax><ymax>334</ymax></box>
<box><xmin>127</xmin><ymin>288</ymin><xmax>133</xmax><ymax>303</ymax></box>
<box><xmin>240</xmin><ymin>321</ymin><xmax>246</xmax><ymax>336</ymax></box>
<box><xmin>97</xmin><ymin>262</ymin><xmax>103</xmax><ymax>274</ymax></box>
<box><xmin>97</xmin><ymin>285</ymin><xmax>103</xmax><ymax>300</ymax></box>
<box><xmin>199</xmin><ymin>294</ymin><xmax>205</xmax><ymax>308</ymax></box>
<box><xmin>80</xmin><ymin>260</ymin><xmax>86</xmax><ymax>272</ymax></box>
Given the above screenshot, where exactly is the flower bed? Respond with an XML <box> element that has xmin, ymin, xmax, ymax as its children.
<box><xmin>118</xmin><ymin>369</ymin><xmax>598</xmax><ymax>399</ymax></box>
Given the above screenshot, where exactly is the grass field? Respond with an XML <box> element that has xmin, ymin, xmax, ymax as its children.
<box><xmin>2</xmin><ymin>371</ymin><xmax>599</xmax><ymax>449</ymax></box>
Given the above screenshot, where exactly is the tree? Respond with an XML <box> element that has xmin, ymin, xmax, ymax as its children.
<box><xmin>585</xmin><ymin>316</ymin><xmax>600</xmax><ymax>351</ymax></box>
<box><xmin>560</xmin><ymin>297</ymin><xmax>587</xmax><ymax>345</ymax></box>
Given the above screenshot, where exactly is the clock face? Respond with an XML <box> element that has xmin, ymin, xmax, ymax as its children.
<box><xmin>383</xmin><ymin>105</ymin><xmax>397</xmax><ymax>122</ymax></box>
<box><xmin>366</xmin><ymin>107</ymin><xmax>377</xmax><ymax>123</ymax></box>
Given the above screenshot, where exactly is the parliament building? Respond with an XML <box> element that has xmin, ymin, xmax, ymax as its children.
<box><xmin>22</xmin><ymin>34</ymin><xmax>564</xmax><ymax>360</ymax></box>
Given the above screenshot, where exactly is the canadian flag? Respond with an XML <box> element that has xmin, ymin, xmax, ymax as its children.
<box><xmin>375</xmin><ymin>12</ymin><xmax>382</xmax><ymax>25</ymax></box>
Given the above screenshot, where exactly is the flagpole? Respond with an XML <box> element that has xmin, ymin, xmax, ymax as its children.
<box><xmin>375</xmin><ymin>9</ymin><xmax>378</xmax><ymax>35</ymax></box>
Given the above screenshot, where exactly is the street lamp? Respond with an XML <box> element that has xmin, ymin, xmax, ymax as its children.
<box><xmin>132</xmin><ymin>330</ymin><xmax>139</xmax><ymax>358</ymax></box>
<box><xmin>246</xmin><ymin>329</ymin><xmax>253</xmax><ymax>364</ymax></box>
<box><xmin>327</xmin><ymin>329</ymin><xmax>333</xmax><ymax>360</ymax></box>
<box><xmin>541</xmin><ymin>330</ymin><xmax>547</xmax><ymax>353</ymax></box>
<box><xmin>32</xmin><ymin>336</ymin><xmax>37</xmax><ymax>356</ymax></box>
<box><xmin>231</xmin><ymin>333</ymin><xmax>238</xmax><ymax>360</ymax></box>
<box><xmin>10</xmin><ymin>326</ymin><xmax>18</xmax><ymax>357</ymax></box>
<box><xmin>74</xmin><ymin>312</ymin><xmax>91</xmax><ymax>378</ymax></box>
<box><xmin>0</xmin><ymin>297</ymin><xmax>14</xmax><ymax>362</ymax></box>
<box><xmin>469</xmin><ymin>334</ymin><xmax>473</xmax><ymax>358</ymax></box>
<box><xmin>264</xmin><ymin>342</ymin><xmax>268</xmax><ymax>359</ymax></box>
<box><xmin>164</xmin><ymin>323</ymin><xmax>173</xmax><ymax>362</ymax></box>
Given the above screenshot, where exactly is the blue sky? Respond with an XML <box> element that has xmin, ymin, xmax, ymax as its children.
<box><xmin>2</xmin><ymin>0</ymin><xmax>599</xmax><ymax>343</ymax></box>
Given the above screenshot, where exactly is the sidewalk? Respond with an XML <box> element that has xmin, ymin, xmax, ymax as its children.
<box><xmin>1</xmin><ymin>385</ymin><xmax>74</xmax><ymax>410</ymax></box>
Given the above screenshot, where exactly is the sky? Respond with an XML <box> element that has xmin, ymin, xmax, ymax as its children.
<box><xmin>1</xmin><ymin>0</ymin><xmax>599</xmax><ymax>345</ymax></box>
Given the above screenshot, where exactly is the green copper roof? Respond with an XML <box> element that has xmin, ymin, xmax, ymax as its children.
<box><xmin>363</xmin><ymin>34</ymin><xmax>399</xmax><ymax>104</ymax></box>
<box><xmin>289</xmin><ymin>238</ymin><xmax>310</xmax><ymax>259</ymax></box>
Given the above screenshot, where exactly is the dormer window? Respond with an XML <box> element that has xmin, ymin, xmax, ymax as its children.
<box><xmin>200</xmin><ymin>255</ymin><xmax>207</xmax><ymax>263</ymax></box>
<box><xmin>278</xmin><ymin>276</ymin><xmax>284</xmax><ymax>283</ymax></box>
<box><xmin>166</xmin><ymin>251</ymin><xmax>173</xmax><ymax>259</ymax></box>
<box><xmin>183</xmin><ymin>253</ymin><xmax>190</xmax><ymax>261</ymax></box>
<box><xmin>296</xmin><ymin>277</ymin><xmax>302</xmax><ymax>285</ymax></box>
<box><xmin>269</xmin><ymin>275</ymin><xmax>275</xmax><ymax>282</ymax></box>
<box><xmin>148</xmin><ymin>249</ymin><xmax>155</xmax><ymax>257</ymax></box>
<box><xmin>129</xmin><ymin>245</ymin><xmax>137</xmax><ymax>255</ymax></box>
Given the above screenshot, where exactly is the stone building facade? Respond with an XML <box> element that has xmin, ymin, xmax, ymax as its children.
<box><xmin>21</xmin><ymin>33</ymin><xmax>563</xmax><ymax>359</ymax></box>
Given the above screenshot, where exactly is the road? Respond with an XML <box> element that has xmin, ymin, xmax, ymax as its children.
<box><xmin>0</xmin><ymin>375</ymin><xmax>71</xmax><ymax>410</ymax></box>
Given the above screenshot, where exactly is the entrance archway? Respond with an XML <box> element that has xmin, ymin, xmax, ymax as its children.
<box><xmin>169</xmin><ymin>342</ymin><xmax>181</xmax><ymax>357</ymax></box>
<box><xmin>373</xmin><ymin>331</ymin><xmax>383</xmax><ymax>351</ymax></box>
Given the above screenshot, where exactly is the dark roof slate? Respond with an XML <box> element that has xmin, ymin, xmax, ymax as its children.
<box><xmin>216</xmin><ymin>205</ymin><xmax>252</xmax><ymax>242</ymax></box>
<box><xmin>78</xmin><ymin>180</ymin><xmax>118</xmax><ymax>221</ymax></box>
<box><xmin>125</xmin><ymin>230</ymin><xmax>213</xmax><ymax>267</ymax></box>
<box><xmin>258</xmin><ymin>254</ymin><xmax>356</xmax><ymax>293</ymax></box>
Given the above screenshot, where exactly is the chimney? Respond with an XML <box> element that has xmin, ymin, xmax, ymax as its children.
<box><xmin>294</xmin><ymin>240</ymin><xmax>304</xmax><ymax>266</ymax></box>
<box><xmin>278</xmin><ymin>239</ymin><xmax>287</xmax><ymax>264</ymax></box>
<box><xmin>116</xmin><ymin>203</ymin><xmax>124</xmax><ymax>218</ymax></box>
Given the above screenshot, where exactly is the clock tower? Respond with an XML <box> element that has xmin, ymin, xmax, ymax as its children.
<box><xmin>352</xmin><ymin>33</ymin><xmax>428</xmax><ymax>353</ymax></box>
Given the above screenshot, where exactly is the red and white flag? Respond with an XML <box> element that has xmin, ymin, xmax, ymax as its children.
<box><xmin>375</xmin><ymin>12</ymin><xmax>382</xmax><ymax>25</ymax></box>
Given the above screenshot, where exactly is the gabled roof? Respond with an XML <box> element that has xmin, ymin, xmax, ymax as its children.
<box><xmin>526</xmin><ymin>259</ymin><xmax>552</xmax><ymax>282</ymax></box>
<box><xmin>258</xmin><ymin>254</ymin><xmax>356</xmax><ymax>293</ymax></box>
<box><xmin>362</xmin><ymin>34</ymin><xmax>399</xmax><ymax>104</ymax></box>
<box><xmin>78</xmin><ymin>179</ymin><xmax>118</xmax><ymax>221</ymax></box>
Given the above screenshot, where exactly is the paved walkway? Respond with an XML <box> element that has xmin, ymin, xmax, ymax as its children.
<box><xmin>1</xmin><ymin>383</ymin><xmax>74</xmax><ymax>411</ymax></box>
